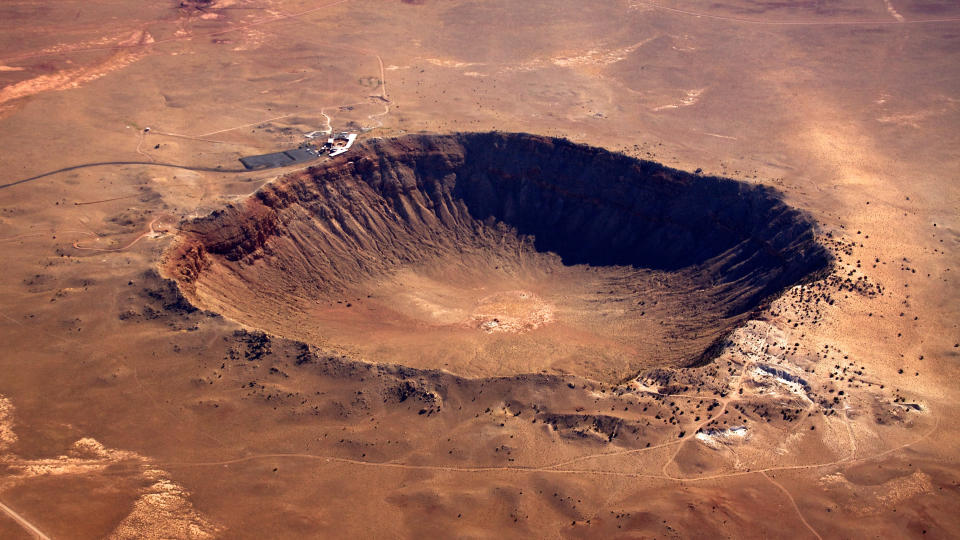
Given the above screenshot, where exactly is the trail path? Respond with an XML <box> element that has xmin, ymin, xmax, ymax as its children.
<box><xmin>71</xmin><ymin>215</ymin><xmax>168</xmax><ymax>252</ymax></box>
<box><xmin>134</xmin><ymin>129</ymin><xmax>155</xmax><ymax>163</ymax></box>
<box><xmin>762</xmin><ymin>471</ymin><xmax>823</xmax><ymax>540</ymax></box>
<box><xmin>661</xmin><ymin>360</ymin><xmax>750</xmax><ymax>478</ymax></box>
<box><xmin>160</xmin><ymin>413</ymin><xmax>938</xmax><ymax>484</ymax></box>
<box><xmin>196</xmin><ymin>113</ymin><xmax>293</xmax><ymax>138</ymax></box>
<box><xmin>73</xmin><ymin>194</ymin><xmax>140</xmax><ymax>206</ymax></box>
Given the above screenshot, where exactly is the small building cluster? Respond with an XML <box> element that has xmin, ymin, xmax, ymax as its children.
<box><xmin>322</xmin><ymin>132</ymin><xmax>358</xmax><ymax>157</ymax></box>
<box><xmin>239</xmin><ymin>131</ymin><xmax>358</xmax><ymax>170</ymax></box>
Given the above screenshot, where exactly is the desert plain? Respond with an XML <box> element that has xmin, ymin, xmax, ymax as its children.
<box><xmin>0</xmin><ymin>0</ymin><xmax>958</xmax><ymax>538</ymax></box>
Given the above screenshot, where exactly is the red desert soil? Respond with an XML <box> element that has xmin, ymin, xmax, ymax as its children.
<box><xmin>0</xmin><ymin>0</ymin><xmax>957</xmax><ymax>538</ymax></box>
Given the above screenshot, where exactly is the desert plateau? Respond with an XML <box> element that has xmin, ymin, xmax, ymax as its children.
<box><xmin>0</xmin><ymin>0</ymin><xmax>957</xmax><ymax>538</ymax></box>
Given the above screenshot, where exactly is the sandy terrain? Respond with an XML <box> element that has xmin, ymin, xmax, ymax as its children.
<box><xmin>0</xmin><ymin>0</ymin><xmax>957</xmax><ymax>537</ymax></box>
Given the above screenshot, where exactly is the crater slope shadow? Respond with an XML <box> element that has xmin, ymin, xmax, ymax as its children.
<box><xmin>164</xmin><ymin>132</ymin><xmax>831</xmax><ymax>382</ymax></box>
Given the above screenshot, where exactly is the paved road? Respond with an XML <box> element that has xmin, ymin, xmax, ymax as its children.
<box><xmin>0</xmin><ymin>161</ymin><xmax>252</xmax><ymax>191</ymax></box>
<box><xmin>0</xmin><ymin>499</ymin><xmax>50</xmax><ymax>540</ymax></box>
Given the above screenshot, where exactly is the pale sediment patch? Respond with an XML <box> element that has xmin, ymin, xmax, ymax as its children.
<box><xmin>703</xmin><ymin>132</ymin><xmax>737</xmax><ymax>140</ymax></box>
<box><xmin>469</xmin><ymin>290</ymin><xmax>554</xmax><ymax>333</ymax></box>
<box><xmin>109</xmin><ymin>469</ymin><xmax>221</xmax><ymax>540</ymax></box>
<box><xmin>750</xmin><ymin>364</ymin><xmax>812</xmax><ymax>401</ymax></box>
<box><xmin>0</xmin><ymin>395</ymin><xmax>17</xmax><ymax>452</ymax></box>
<box><xmin>230</xmin><ymin>29</ymin><xmax>268</xmax><ymax>51</ymax></box>
<box><xmin>424</xmin><ymin>58</ymin><xmax>482</xmax><ymax>69</ymax></box>
<box><xmin>883</xmin><ymin>0</ymin><xmax>906</xmax><ymax>22</ymax></box>
<box><xmin>726</xmin><ymin>319</ymin><xmax>786</xmax><ymax>360</ymax></box>
<box><xmin>551</xmin><ymin>38</ymin><xmax>655</xmax><ymax>68</ymax></box>
<box><xmin>117</xmin><ymin>30</ymin><xmax>155</xmax><ymax>47</ymax></box>
<box><xmin>69</xmin><ymin>437</ymin><xmax>135</xmax><ymax>460</ymax></box>
<box><xmin>724</xmin><ymin>320</ymin><xmax>814</xmax><ymax>401</ymax></box>
<box><xmin>12</xmin><ymin>457</ymin><xmax>113</xmax><ymax>477</ymax></box>
<box><xmin>0</xmin><ymin>394</ymin><xmax>220</xmax><ymax>537</ymax></box>
<box><xmin>0</xmin><ymin>32</ymin><xmax>152</xmax><ymax>107</ymax></box>
<box><xmin>819</xmin><ymin>470</ymin><xmax>933</xmax><ymax>516</ymax></box>
<box><xmin>696</xmin><ymin>426</ymin><xmax>748</xmax><ymax>448</ymax></box>
<box><xmin>653</xmin><ymin>88</ymin><xmax>705</xmax><ymax>111</ymax></box>
<box><xmin>38</xmin><ymin>31</ymin><xmax>130</xmax><ymax>56</ymax></box>
<box><xmin>10</xmin><ymin>437</ymin><xmax>140</xmax><ymax>477</ymax></box>
<box><xmin>877</xmin><ymin>111</ymin><xmax>933</xmax><ymax>129</ymax></box>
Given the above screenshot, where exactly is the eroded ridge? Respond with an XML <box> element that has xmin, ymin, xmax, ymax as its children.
<box><xmin>164</xmin><ymin>133</ymin><xmax>830</xmax><ymax>380</ymax></box>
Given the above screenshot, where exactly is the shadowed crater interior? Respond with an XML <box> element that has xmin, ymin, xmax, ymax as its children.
<box><xmin>164</xmin><ymin>133</ymin><xmax>831</xmax><ymax>381</ymax></box>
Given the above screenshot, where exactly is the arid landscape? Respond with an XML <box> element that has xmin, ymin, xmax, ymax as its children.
<box><xmin>0</xmin><ymin>0</ymin><xmax>958</xmax><ymax>538</ymax></box>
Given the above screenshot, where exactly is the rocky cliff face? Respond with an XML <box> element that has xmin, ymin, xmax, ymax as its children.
<box><xmin>164</xmin><ymin>132</ymin><xmax>831</xmax><ymax>379</ymax></box>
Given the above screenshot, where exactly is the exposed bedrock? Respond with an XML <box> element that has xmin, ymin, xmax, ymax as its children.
<box><xmin>164</xmin><ymin>132</ymin><xmax>831</xmax><ymax>381</ymax></box>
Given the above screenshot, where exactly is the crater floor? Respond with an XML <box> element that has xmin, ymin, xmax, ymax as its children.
<box><xmin>165</xmin><ymin>132</ymin><xmax>830</xmax><ymax>381</ymax></box>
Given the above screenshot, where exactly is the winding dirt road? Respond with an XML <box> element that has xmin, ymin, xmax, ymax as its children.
<box><xmin>159</xmin><ymin>411</ymin><xmax>938</xmax><ymax>483</ymax></box>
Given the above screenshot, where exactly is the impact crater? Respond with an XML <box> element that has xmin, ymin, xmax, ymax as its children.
<box><xmin>165</xmin><ymin>133</ymin><xmax>830</xmax><ymax>381</ymax></box>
